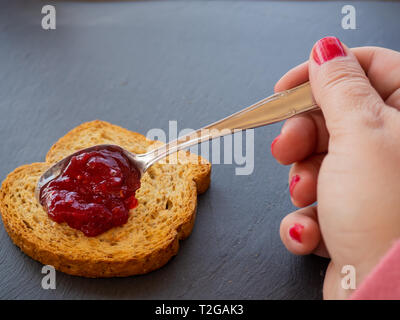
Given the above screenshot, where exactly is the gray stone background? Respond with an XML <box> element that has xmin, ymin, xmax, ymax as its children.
<box><xmin>0</xmin><ymin>0</ymin><xmax>399</xmax><ymax>299</ymax></box>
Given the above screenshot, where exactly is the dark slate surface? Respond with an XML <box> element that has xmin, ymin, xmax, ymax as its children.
<box><xmin>0</xmin><ymin>0</ymin><xmax>399</xmax><ymax>300</ymax></box>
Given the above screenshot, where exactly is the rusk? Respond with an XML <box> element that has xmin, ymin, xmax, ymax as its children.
<box><xmin>0</xmin><ymin>120</ymin><xmax>211</xmax><ymax>277</ymax></box>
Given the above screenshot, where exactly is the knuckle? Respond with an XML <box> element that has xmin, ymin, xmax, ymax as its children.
<box><xmin>321</xmin><ymin>62</ymin><xmax>367</xmax><ymax>92</ymax></box>
<box><xmin>320</xmin><ymin>62</ymin><xmax>386</xmax><ymax>129</ymax></box>
<box><xmin>358</xmin><ymin>98</ymin><xmax>386</xmax><ymax>129</ymax></box>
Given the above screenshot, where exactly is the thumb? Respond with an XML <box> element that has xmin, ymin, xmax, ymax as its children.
<box><xmin>309</xmin><ymin>37</ymin><xmax>386</xmax><ymax>132</ymax></box>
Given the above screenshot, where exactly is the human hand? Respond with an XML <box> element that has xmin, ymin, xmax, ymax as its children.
<box><xmin>271</xmin><ymin>37</ymin><xmax>400</xmax><ymax>299</ymax></box>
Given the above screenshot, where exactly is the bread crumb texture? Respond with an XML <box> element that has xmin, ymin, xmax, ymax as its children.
<box><xmin>0</xmin><ymin>120</ymin><xmax>211</xmax><ymax>277</ymax></box>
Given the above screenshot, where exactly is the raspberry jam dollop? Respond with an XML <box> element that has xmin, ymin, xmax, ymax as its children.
<box><xmin>40</xmin><ymin>146</ymin><xmax>141</xmax><ymax>237</ymax></box>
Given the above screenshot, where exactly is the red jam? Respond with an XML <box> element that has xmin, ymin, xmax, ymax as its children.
<box><xmin>40</xmin><ymin>146</ymin><xmax>141</xmax><ymax>237</ymax></box>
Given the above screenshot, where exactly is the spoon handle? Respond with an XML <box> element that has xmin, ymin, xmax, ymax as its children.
<box><xmin>141</xmin><ymin>82</ymin><xmax>318</xmax><ymax>171</ymax></box>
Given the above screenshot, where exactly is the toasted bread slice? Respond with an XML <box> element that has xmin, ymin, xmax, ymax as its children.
<box><xmin>0</xmin><ymin>120</ymin><xmax>211</xmax><ymax>277</ymax></box>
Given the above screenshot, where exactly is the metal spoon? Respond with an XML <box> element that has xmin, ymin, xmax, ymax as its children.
<box><xmin>35</xmin><ymin>81</ymin><xmax>318</xmax><ymax>202</ymax></box>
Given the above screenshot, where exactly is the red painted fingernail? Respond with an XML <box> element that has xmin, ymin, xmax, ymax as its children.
<box><xmin>289</xmin><ymin>174</ymin><xmax>300</xmax><ymax>196</ymax></box>
<box><xmin>312</xmin><ymin>36</ymin><xmax>346</xmax><ymax>65</ymax></box>
<box><xmin>289</xmin><ymin>223</ymin><xmax>304</xmax><ymax>243</ymax></box>
<box><xmin>270</xmin><ymin>134</ymin><xmax>281</xmax><ymax>155</ymax></box>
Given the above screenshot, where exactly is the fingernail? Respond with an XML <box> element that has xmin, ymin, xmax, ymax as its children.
<box><xmin>270</xmin><ymin>134</ymin><xmax>281</xmax><ymax>155</ymax></box>
<box><xmin>289</xmin><ymin>174</ymin><xmax>300</xmax><ymax>196</ymax></box>
<box><xmin>312</xmin><ymin>36</ymin><xmax>346</xmax><ymax>65</ymax></box>
<box><xmin>289</xmin><ymin>223</ymin><xmax>304</xmax><ymax>243</ymax></box>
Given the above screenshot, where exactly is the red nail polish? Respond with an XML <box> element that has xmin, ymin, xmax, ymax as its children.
<box><xmin>289</xmin><ymin>174</ymin><xmax>300</xmax><ymax>196</ymax></box>
<box><xmin>270</xmin><ymin>134</ymin><xmax>281</xmax><ymax>154</ymax></box>
<box><xmin>289</xmin><ymin>223</ymin><xmax>304</xmax><ymax>243</ymax></box>
<box><xmin>312</xmin><ymin>36</ymin><xmax>346</xmax><ymax>65</ymax></box>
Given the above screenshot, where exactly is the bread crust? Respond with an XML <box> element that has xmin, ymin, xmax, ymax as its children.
<box><xmin>0</xmin><ymin>121</ymin><xmax>211</xmax><ymax>277</ymax></box>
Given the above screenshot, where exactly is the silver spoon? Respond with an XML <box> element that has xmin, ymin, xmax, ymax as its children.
<box><xmin>35</xmin><ymin>82</ymin><xmax>318</xmax><ymax>202</ymax></box>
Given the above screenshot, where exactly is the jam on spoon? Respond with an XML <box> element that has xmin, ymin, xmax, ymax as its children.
<box><xmin>39</xmin><ymin>146</ymin><xmax>141</xmax><ymax>237</ymax></box>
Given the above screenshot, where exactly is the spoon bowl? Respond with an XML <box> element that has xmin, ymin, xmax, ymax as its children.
<box><xmin>35</xmin><ymin>144</ymin><xmax>148</xmax><ymax>203</ymax></box>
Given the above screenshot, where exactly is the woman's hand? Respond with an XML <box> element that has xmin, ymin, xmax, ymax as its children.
<box><xmin>271</xmin><ymin>37</ymin><xmax>400</xmax><ymax>299</ymax></box>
